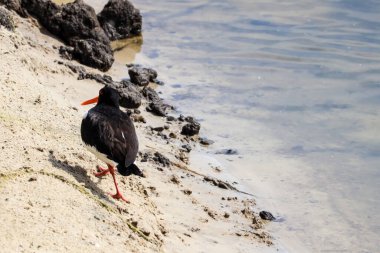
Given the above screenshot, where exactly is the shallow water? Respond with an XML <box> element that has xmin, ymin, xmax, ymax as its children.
<box><xmin>54</xmin><ymin>0</ymin><xmax>380</xmax><ymax>252</ymax></box>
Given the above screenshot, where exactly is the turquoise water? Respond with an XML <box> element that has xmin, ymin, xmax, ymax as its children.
<box><xmin>57</xmin><ymin>0</ymin><xmax>380</xmax><ymax>251</ymax></box>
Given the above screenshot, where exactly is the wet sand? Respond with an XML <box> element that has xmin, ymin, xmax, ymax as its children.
<box><xmin>0</xmin><ymin>9</ymin><xmax>276</xmax><ymax>253</ymax></box>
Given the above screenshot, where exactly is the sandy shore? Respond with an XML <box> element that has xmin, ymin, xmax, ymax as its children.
<box><xmin>0</xmin><ymin>9</ymin><xmax>275</xmax><ymax>253</ymax></box>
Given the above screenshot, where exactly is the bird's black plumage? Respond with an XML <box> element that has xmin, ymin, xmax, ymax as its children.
<box><xmin>81</xmin><ymin>87</ymin><xmax>142</xmax><ymax>177</ymax></box>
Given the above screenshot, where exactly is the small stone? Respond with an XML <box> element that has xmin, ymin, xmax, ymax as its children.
<box><xmin>181</xmin><ymin>121</ymin><xmax>201</xmax><ymax>136</ymax></box>
<box><xmin>199</xmin><ymin>137</ymin><xmax>214</xmax><ymax>146</ymax></box>
<box><xmin>181</xmin><ymin>144</ymin><xmax>192</xmax><ymax>152</ymax></box>
<box><xmin>259</xmin><ymin>211</ymin><xmax>276</xmax><ymax>221</ymax></box>
<box><xmin>182</xmin><ymin>189</ymin><xmax>192</xmax><ymax>195</ymax></box>
<box><xmin>152</xmin><ymin>126</ymin><xmax>164</xmax><ymax>132</ymax></box>
<box><xmin>166</xmin><ymin>116</ymin><xmax>176</xmax><ymax>121</ymax></box>
<box><xmin>217</xmin><ymin>181</ymin><xmax>229</xmax><ymax>189</ymax></box>
<box><xmin>28</xmin><ymin>177</ymin><xmax>37</xmax><ymax>182</ymax></box>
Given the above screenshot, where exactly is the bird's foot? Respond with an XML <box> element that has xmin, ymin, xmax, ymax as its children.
<box><xmin>94</xmin><ymin>166</ymin><xmax>110</xmax><ymax>177</ymax></box>
<box><xmin>110</xmin><ymin>192</ymin><xmax>130</xmax><ymax>203</ymax></box>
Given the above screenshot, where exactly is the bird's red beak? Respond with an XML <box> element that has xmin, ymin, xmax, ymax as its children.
<box><xmin>81</xmin><ymin>96</ymin><xmax>99</xmax><ymax>105</ymax></box>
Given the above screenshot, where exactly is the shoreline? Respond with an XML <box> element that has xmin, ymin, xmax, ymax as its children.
<box><xmin>0</xmin><ymin>7</ymin><xmax>277</xmax><ymax>253</ymax></box>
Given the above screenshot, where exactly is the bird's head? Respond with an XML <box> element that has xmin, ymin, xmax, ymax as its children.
<box><xmin>81</xmin><ymin>86</ymin><xmax>120</xmax><ymax>108</ymax></box>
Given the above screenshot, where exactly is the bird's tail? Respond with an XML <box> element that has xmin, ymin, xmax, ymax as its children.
<box><xmin>117</xmin><ymin>163</ymin><xmax>144</xmax><ymax>177</ymax></box>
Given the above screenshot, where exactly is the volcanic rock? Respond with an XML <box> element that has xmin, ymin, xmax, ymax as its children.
<box><xmin>128</xmin><ymin>66</ymin><xmax>157</xmax><ymax>86</ymax></box>
<box><xmin>98</xmin><ymin>0</ymin><xmax>142</xmax><ymax>40</ymax></box>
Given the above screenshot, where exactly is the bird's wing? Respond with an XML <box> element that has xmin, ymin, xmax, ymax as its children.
<box><xmin>96</xmin><ymin>117</ymin><xmax>131</xmax><ymax>165</ymax></box>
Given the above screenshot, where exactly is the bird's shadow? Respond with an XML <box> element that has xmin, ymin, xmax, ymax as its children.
<box><xmin>48</xmin><ymin>153</ymin><xmax>112</xmax><ymax>203</ymax></box>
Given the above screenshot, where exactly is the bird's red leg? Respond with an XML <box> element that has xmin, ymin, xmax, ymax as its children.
<box><xmin>108</xmin><ymin>165</ymin><xmax>129</xmax><ymax>203</ymax></box>
<box><xmin>94</xmin><ymin>165</ymin><xmax>110</xmax><ymax>177</ymax></box>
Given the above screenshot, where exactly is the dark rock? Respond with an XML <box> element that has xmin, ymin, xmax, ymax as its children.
<box><xmin>133</xmin><ymin>109</ymin><xmax>140</xmax><ymax>114</ymax></box>
<box><xmin>169</xmin><ymin>132</ymin><xmax>176</xmax><ymax>138</ymax></box>
<box><xmin>182</xmin><ymin>189</ymin><xmax>192</xmax><ymax>195</ymax></box>
<box><xmin>153</xmin><ymin>152</ymin><xmax>170</xmax><ymax>167</ymax></box>
<box><xmin>181</xmin><ymin>121</ymin><xmax>200</xmax><ymax>136</ymax></box>
<box><xmin>128</xmin><ymin>66</ymin><xmax>157</xmax><ymax>86</ymax></box>
<box><xmin>142</xmin><ymin>87</ymin><xmax>160</xmax><ymax>102</ymax></box>
<box><xmin>199</xmin><ymin>137</ymin><xmax>214</xmax><ymax>146</ymax></box>
<box><xmin>139</xmin><ymin>152</ymin><xmax>150</xmax><ymax>162</ymax></box>
<box><xmin>113</xmin><ymin>82</ymin><xmax>141</xmax><ymax>109</ymax></box>
<box><xmin>170</xmin><ymin>175</ymin><xmax>180</xmax><ymax>184</ymax></box>
<box><xmin>215</xmin><ymin>149</ymin><xmax>238</xmax><ymax>155</ymax></box>
<box><xmin>70</xmin><ymin>38</ymin><xmax>114</xmax><ymax>72</ymax></box>
<box><xmin>59</xmin><ymin>46</ymin><xmax>74</xmax><ymax>60</ymax></box>
<box><xmin>217</xmin><ymin>181</ymin><xmax>229</xmax><ymax>189</ymax></box>
<box><xmin>152</xmin><ymin>126</ymin><xmax>164</xmax><ymax>132</ymax></box>
<box><xmin>178</xmin><ymin>114</ymin><xmax>185</xmax><ymax>121</ymax></box>
<box><xmin>181</xmin><ymin>144</ymin><xmax>192</xmax><ymax>153</ymax></box>
<box><xmin>146</xmin><ymin>101</ymin><xmax>167</xmax><ymax>116</ymax></box>
<box><xmin>62</xmin><ymin>62</ymin><xmax>87</xmax><ymax>77</ymax></box>
<box><xmin>185</xmin><ymin>116</ymin><xmax>195</xmax><ymax>123</ymax></box>
<box><xmin>0</xmin><ymin>0</ymin><xmax>27</xmax><ymax>17</ymax></box>
<box><xmin>166</xmin><ymin>116</ymin><xmax>176</xmax><ymax>122</ymax></box>
<box><xmin>21</xmin><ymin>0</ymin><xmax>114</xmax><ymax>71</ymax></box>
<box><xmin>0</xmin><ymin>6</ymin><xmax>14</xmax><ymax>30</ymax></box>
<box><xmin>259</xmin><ymin>211</ymin><xmax>276</xmax><ymax>221</ymax></box>
<box><xmin>97</xmin><ymin>0</ymin><xmax>142</xmax><ymax>41</ymax></box>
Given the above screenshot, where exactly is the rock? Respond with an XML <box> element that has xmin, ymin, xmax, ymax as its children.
<box><xmin>0</xmin><ymin>6</ymin><xmax>14</xmax><ymax>31</ymax></box>
<box><xmin>181</xmin><ymin>144</ymin><xmax>192</xmax><ymax>152</ymax></box>
<box><xmin>21</xmin><ymin>0</ymin><xmax>114</xmax><ymax>71</ymax></box>
<box><xmin>142</xmin><ymin>87</ymin><xmax>160</xmax><ymax>102</ymax></box>
<box><xmin>146</xmin><ymin>101</ymin><xmax>167</xmax><ymax>116</ymax></box>
<box><xmin>132</xmin><ymin>114</ymin><xmax>146</xmax><ymax>123</ymax></box>
<box><xmin>166</xmin><ymin>115</ymin><xmax>176</xmax><ymax>121</ymax></box>
<box><xmin>182</xmin><ymin>189</ymin><xmax>192</xmax><ymax>195</ymax></box>
<box><xmin>181</xmin><ymin>121</ymin><xmax>200</xmax><ymax>136</ymax></box>
<box><xmin>128</xmin><ymin>66</ymin><xmax>157</xmax><ymax>86</ymax></box>
<box><xmin>178</xmin><ymin>114</ymin><xmax>185</xmax><ymax>121</ymax></box>
<box><xmin>152</xmin><ymin>152</ymin><xmax>170</xmax><ymax>167</ymax></box>
<box><xmin>259</xmin><ymin>211</ymin><xmax>276</xmax><ymax>221</ymax></box>
<box><xmin>199</xmin><ymin>137</ymin><xmax>214</xmax><ymax>146</ymax></box>
<box><xmin>152</xmin><ymin>126</ymin><xmax>164</xmax><ymax>132</ymax></box>
<box><xmin>97</xmin><ymin>0</ymin><xmax>142</xmax><ymax>41</ymax></box>
<box><xmin>78</xmin><ymin>72</ymin><xmax>114</xmax><ymax>85</ymax></box>
<box><xmin>70</xmin><ymin>38</ymin><xmax>114</xmax><ymax>72</ymax></box>
<box><xmin>215</xmin><ymin>149</ymin><xmax>238</xmax><ymax>155</ymax></box>
<box><xmin>113</xmin><ymin>81</ymin><xmax>142</xmax><ymax>109</ymax></box>
<box><xmin>0</xmin><ymin>0</ymin><xmax>27</xmax><ymax>17</ymax></box>
<box><xmin>170</xmin><ymin>175</ymin><xmax>180</xmax><ymax>184</ymax></box>
<box><xmin>59</xmin><ymin>46</ymin><xmax>74</xmax><ymax>60</ymax></box>
<box><xmin>217</xmin><ymin>181</ymin><xmax>229</xmax><ymax>189</ymax></box>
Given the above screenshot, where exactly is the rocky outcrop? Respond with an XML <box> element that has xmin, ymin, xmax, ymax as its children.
<box><xmin>21</xmin><ymin>0</ymin><xmax>114</xmax><ymax>71</ymax></box>
<box><xmin>98</xmin><ymin>0</ymin><xmax>142</xmax><ymax>41</ymax></box>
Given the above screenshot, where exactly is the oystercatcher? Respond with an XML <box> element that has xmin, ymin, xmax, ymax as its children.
<box><xmin>81</xmin><ymin>86</ymin><xmax>143</xmax><ymax>202</ymax></box>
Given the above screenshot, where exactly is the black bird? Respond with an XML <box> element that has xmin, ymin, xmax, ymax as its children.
<box><xmin>80</xmin><ymin>86</ymin><xmax>142</xmax><ymax>202</ymax></box>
